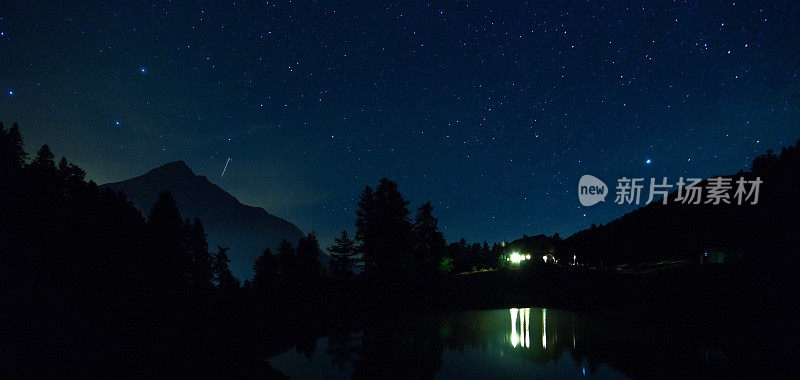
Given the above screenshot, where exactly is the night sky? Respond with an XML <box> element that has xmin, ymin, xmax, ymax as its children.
<box><xmin>1</xmin><ymin>1</ymin><xmax>798</xmax><ymax>248</ymax></box>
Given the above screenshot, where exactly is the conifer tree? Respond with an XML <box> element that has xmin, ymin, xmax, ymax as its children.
<box><xmin>148</xmin><ymin>190</ymin><xmax>190</xmax><ymax>288</ymax></box>
<box><xmin>328</xmin><ymin>230</ymin><xmax>359</xmax><ymax>280</ymax></box>
<box><xmin>296</xmin><ymin>232</ymin><xmax>323</xmax><ymax>282</ymax></box>
<box><xmin>213</xmin><ymin>245</ymin><xmax>239</xmax><ymax>289</ymax></box>
<box><xmin>412</xmin><ymin>202</ymin><xmax>446</xmax><ymax>274</ymax></box>
<box><xmin>186</xmin><ymin>218</ymin><xmax>214</xmax><ymax>288</ymax></box>
<box><xmin>356</xmin><ymin>178</ymin><xmax>413</xmax><ymax>277</ymax></box>
<box><xmin>277</xmin><ymin>239</ymin><xmax>297</xmax><ymax>279</ymax></box>
<box><xmin>253</xmin><ymin>248</ymin><xmax>279</xmax><ymax>290</ymax></box>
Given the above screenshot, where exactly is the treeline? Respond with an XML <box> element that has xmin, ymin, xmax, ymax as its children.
<box><xmin>2</xmin><ymin>123</ymin><xmax>503</xmax><ymax>296</ymax></box>
<box><xmin>0</xmin><ymin>123</ymin><xmax>238</xmax><ymax>292</ymax></box>
<box><xmin>250</xmin><ymin>177</ymin><xmax>505</xmax><ymax>290</ymax></box>
<box><xmin>441</xmin><ymin>239</ymin><xmax>504</xmax><ymax>273</ymax></box>
<box><xmin>562</xmin><ymin>140</ymin><xmax>800</xmax><ymax>268</ymax></box>
<box><xmin>250</xmin><ymin>232</ymin><xmax>323</xmax><ymax>290</ymax></box>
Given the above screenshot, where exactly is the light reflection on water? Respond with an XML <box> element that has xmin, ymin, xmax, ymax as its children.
<box><xmin>269</xmin><ymin>307</ymin><xmax>644</xmax><ymax>378</ymax></box>
<box><xmin>509</xmin><ymin>307</ymin><xmax>535</xmax><ymax>349</ymax></box>
<box><xmin>508</xmin><ymin>308</ymin><xmax>557</xmax><ymax>352</ymax></box>
<box><xmin>268</xmin><ymin>306</ymin><xmax>732</xmax><ymax>378</ymax></box>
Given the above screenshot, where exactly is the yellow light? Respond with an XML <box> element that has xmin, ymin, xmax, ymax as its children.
<box><xmin>510</xmin><ymin>252</ymin><xmax>522</xmax><ymax>264</ymax></box>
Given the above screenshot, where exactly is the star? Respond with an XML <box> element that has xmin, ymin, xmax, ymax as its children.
<box><xmin>0</xmin><ymin>0</ymin><xmax>797</xmax><ymax>254</ymax></box>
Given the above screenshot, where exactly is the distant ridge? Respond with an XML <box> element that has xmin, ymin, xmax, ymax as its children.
<box><xmin>101</xmin><ymin>161</ymin><xmax>308</xmax><ymax>279</ymax></box>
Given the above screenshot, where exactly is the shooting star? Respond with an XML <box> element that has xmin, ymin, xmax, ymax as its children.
<box><xmin>220</xmin><ymin>157</ymin><xmax>231</xmax><ymax>178</ymax></box>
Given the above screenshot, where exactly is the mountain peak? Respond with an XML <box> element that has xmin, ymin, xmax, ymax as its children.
<box><xmin>100</xmin><ymin>161</ymin><xmax>309</xmax><ymax>279</ymax></box>
<box><xmin>147</xmin><ymin>160</ymin><xmax>195</xmax><ymax>177</ymax></box>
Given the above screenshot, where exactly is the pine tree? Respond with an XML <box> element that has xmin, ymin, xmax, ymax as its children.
<box><xmin>479</xmin><ymin>241</ymin><xmax>491</xmax><ymax>269</ymax></box>
<box><xmin>252</xmin><ymin>247</ymin><xmax>279</xmax><ymax>290</ymax></box>
<box><xmin>468</xmin><ymin>243</ymin><xmax>482</xmax><ymax>271</ymax></box>
<box><xmin>30</xmin><ymin>144</ymin><xmax>56</xmax><ymax>171</ymax></box>
<box><xmin>0</xmin><ymin>122</ymin><xmax>27</xmax><ymax>177</ymax></box>
<box><xmin>412</xmin><ymin>202</ymin><xmax>446</xmax><ymax>275</ymax></box>
<box><xmin>491</xmin><ymin>243</ymin><xmax>505</xmax><ymax>269</ymax></box>
<box><xmin>355</xmin><ymin>186</ymin><xmax>375</xmax><ymax>270</ymax></box>
<box><xmin>57</xmin><ymin>157</ymin><xmax>85</xmax><ymax>182</ymax></box>
<box><xmin>356</xmin><ymin>178</ymin><xmax>413</xmax><ymax>277</ymax></box>
<box><xmin>148</xmin><ymin>190</ymin><xmax>190</xmax><ymax>288</ymax></box>
<box><xmin>0</xmin><ymin>122</ymin><xmax>27</xmax><ymax>283</ymax></box>
<box><xmin>447</xmin><ymin>239</ymin><xmax>468</xmax><ymax>273</ymax></box>
<box><xmin>57</xmin><ymin>157</ymin><xmax>69</xmax><ymax>173</ymax></box>
<box><xmin>186</xmin><ymin>218</ymin><xmax>214</xmax><ymax>288</ymax></box>
<box><xmin>7</xmin><ymin>123</ymin><xmax>26</xmax><ymax>168</ymax></box>
<box><xmin>328</xmin><ymin>230</ymin><xmax>358</xmax><ymax>280</ymax></box>
<box><xmin>212</xmin><ymin>245</ymin><xmax>240</xmax><ymax>289</ymax></box>
<box><xmin>296</xmin><ymin>232</ymin><xmax>323</xmax><ymax>282</ymax></box>
<box><xmin>277</xmin><ymin>239</ymin><xmax>297</xmax><ymax>278</ymax></box>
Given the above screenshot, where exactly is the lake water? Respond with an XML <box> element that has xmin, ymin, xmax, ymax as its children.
<box><xmin>267</xmin><ymin>306</ymin><xmax>738</xmax><ymax>378</ymax></box>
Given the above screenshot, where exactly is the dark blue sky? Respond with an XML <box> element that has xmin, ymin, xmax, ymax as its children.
<box><xmin>1</xmin><ymin>0</ymin><xmax>798</xmax><ymax>248</ymax></box>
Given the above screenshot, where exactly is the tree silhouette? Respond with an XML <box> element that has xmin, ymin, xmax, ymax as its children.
<box><xmin>57</xmin><ymin>156</ymin><xmax>87</xmax><ymax>191</ymax></box>
<box><xmin>751</xmin><ymin>149</ymin><xmax>778</xmax><ymax>174</ymax></box>
<box><xmin>328</xmin><ymin>230</ymin><xmax>359</xmax><ymax>280</ymax></box>
<box><xmin>30</xmin><ymin>144</ymin><xmax>55</xmax><ymax>171</ymax></box>
<box><xmin>0</xmin><ymin>123</ymin><xmax>28</xmax><ymax>287</ymax></box>
<box><xmin>213</xmin><ymin>245</ymin><xmax>240</xmax><ymax>289</ymax></box>
<box><xmin>296</xmin><ymin>232</ymin><xmax>324</xmax><ymax>283</ymax></box>
<box><xmin>412</xmin><ymin>202</ymin><xmax>446</xmax><ymax>275</ymax></box>
<box><xmin>186</xmin><ymin>218</ymin><xmax>214</xmax><ymax>288</ymax></box>
<box><xmin>356</xmin><ymin>178</ymin><xmax>414</xmax><ymax>278</ymax></box>
<box><xmin>252</xmin><ymin>248</ymin><xmax>279</xmax><ymax>290</ymax></box>
<box><xmin>277</xmin><ymin>239</ymin><xmax>297</xmax><ymax>279</ymax></box>
<box><xmin>563</xmin><ymin>140</ymin><xmax>800</xmax><ymax>269</ymax></box>
<box><xmin>0</xmin><ymin>123</ymin><xmax>257</xmax><ymax>294</ymax></box>
<box><xmin>479</xmin><ymin>241</ymin><xmax>491</xmax><ymax>269</ymax></box>
<box><xmin>446</xmin><ymin>239</ymin><xmax>468</xmax><ymax>273</ymax></box>
<box><xmin>490</xmin><ymin>242</ymin><xmax>504</xmax><ymax>268</ymax></box>
<box><xmin>0</xmin><ymin>122</ymin><xmax>27</xmax><ymax>177</ymax></box>
<box><xmin>148</xmin><ymin>190</ymin><xmax>190</xmax><ymax>288</ymax></box>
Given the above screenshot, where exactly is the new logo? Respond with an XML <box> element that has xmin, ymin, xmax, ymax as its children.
<box><xmin>578</xmin><ymin>175</ymin><xmax>608</xmax><ymax>206</ymax></box>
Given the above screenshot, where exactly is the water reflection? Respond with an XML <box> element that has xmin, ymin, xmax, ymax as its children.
<box><xmin>509</xmin><ymin>308</ymin><xmax>522</xmax><ymax>348</ymax></box>
<box><xmin>269</xmin><ymin>306</ymin><xmax>736</xmax><ymax>378</ymax></box>
<box><xmin>508</xmin><ymin>307</ymin><xmax>562</xmax><ymax>354</ymax></box>
<box><xmin>508</xmin><ymin>307</ymin><xmax>536</xmax><ymax>349</ymax></box>
<box><xmin>541</xmin><ymin>308</ymin><xmax>546</xmax><ymax>349</ymax></box>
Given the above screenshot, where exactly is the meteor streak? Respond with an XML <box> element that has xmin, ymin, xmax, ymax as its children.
<box><xmin>220</xmin><ymin>157</ymin><xmax>231</xmax><ymax>177</ymax></box>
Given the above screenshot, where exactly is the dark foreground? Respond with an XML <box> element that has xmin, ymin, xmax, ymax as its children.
<box><xmin>3</xmin><ymin>263</ymin><xmax>793</xmax><ymax>378</ymax></box>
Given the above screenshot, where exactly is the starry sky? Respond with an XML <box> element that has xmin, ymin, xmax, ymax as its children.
<box><xmin>1</xmin><ymin>1</ymin><xmax>798</xmax><ymax>248</ymax></box>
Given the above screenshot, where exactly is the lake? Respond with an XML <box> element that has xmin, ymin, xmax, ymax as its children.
<box><xmin>267</xmin><ymin>306</ymin><xmax>739</xmax><ymax>378</ymax></box>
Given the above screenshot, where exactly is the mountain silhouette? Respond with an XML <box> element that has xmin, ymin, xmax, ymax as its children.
<box><xmin>101</xmin><ymin>161</ymin><xmax>307</xmax><ymax>279</ymax></box>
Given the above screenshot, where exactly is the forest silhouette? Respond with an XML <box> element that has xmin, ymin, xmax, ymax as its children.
<box><xmin>2</xmin><ymin>122</ymin><xmax>797</xmax><ymax>376</ymax></box>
